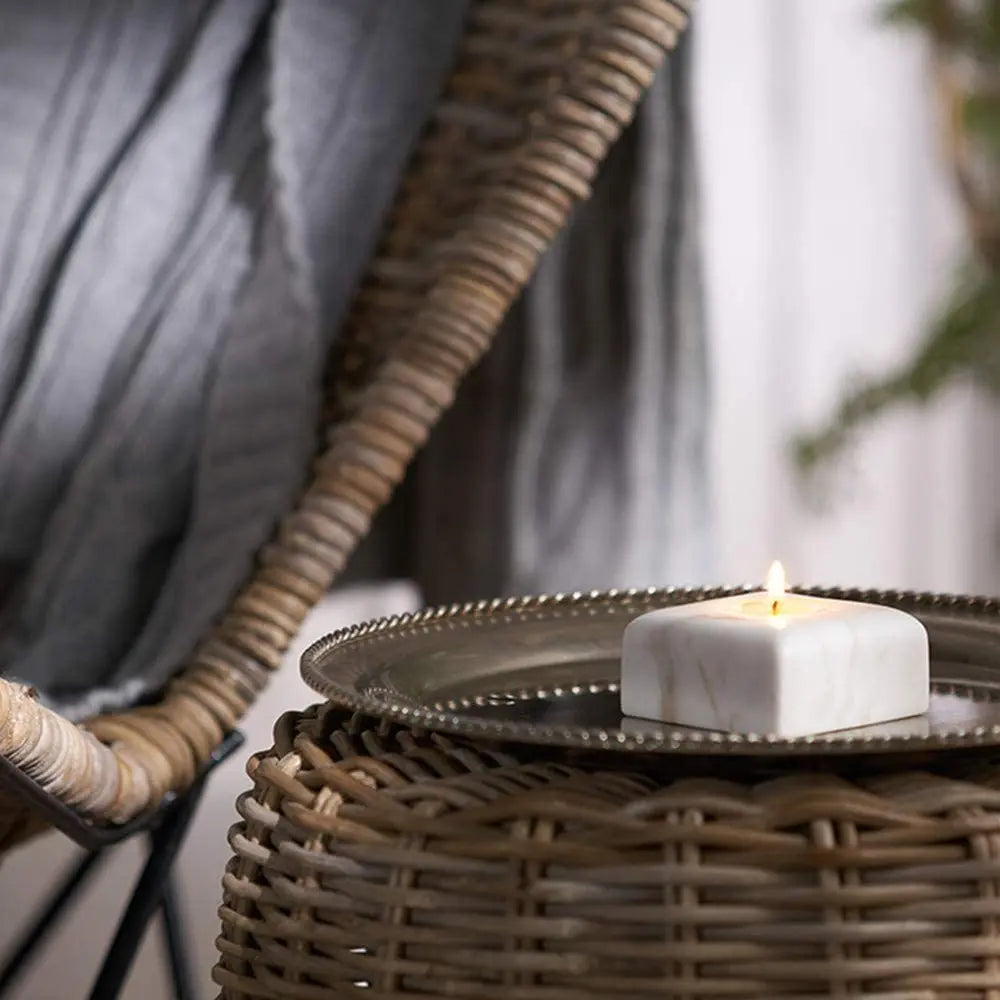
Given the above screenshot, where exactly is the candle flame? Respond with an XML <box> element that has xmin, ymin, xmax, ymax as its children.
<box><xmin>766</xmin><ymin>560</ymin><xmax>786</xmax><ymax>615</ymax></box>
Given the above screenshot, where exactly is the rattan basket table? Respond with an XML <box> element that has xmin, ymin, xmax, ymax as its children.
<box><xmin>216</xmin><ymin>589</ymin><xmax>1000</xmax><ymax>999</ymax></box>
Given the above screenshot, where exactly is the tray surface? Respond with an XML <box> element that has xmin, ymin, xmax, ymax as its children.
<box><xmin>301</xmin><ymin>587</ymin><xmax>1000</xmax><ymax>756</ymax></box>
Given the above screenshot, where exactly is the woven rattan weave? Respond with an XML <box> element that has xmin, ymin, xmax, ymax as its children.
<box><xmin>216</xmin><ymin>703</ymin><xmax>1000</xmax><ymax>999</ymax></box>
<box><xmin>0</xmin><ymin>0</ymin><xmax>691</xmax><ymax>851</ymax></box>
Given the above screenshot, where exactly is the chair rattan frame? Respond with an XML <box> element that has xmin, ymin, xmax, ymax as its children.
<box><xmin>0</xmin><ymin>0</ymin><xmax>692</xmax><ymax>852</ymax></box>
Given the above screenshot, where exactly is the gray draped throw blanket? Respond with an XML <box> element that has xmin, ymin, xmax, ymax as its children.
<box><xmin>0</xmin><ymin>4</ymin><xmax>708</xmax><ymax>719</ymax></box>
<box><xmin>0</xmin><ymin>0</ymin><xmax>468</xmax><ymax>718</ymax></box>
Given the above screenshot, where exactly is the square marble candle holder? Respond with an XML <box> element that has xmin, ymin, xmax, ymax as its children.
<box><xmin>620</xmin><ymin>591</ymin><xmax>930</xmax><ymax>738</ymax></box>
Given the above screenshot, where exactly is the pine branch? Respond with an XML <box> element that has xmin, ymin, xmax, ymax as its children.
<box><xmin>794</xmin><ymin>267</ymin><xmax>1000</xmax><ymax>472</ymax></box>
<box><xmin>793</xmin><ymin>0</ymin><xmax>1000</xmax><ymax>479</ymax></box>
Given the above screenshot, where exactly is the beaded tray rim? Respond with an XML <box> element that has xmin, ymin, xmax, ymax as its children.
<box><xmin>300</xmin><ymin>586</ymin><xmax>1000</xmax><ymax>757</ymax></box>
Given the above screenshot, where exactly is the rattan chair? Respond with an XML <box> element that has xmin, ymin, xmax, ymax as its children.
<box><xmin>0</xmin><ymin>1</ymin><xmax>691</xmax><ymax>852</ymax></box>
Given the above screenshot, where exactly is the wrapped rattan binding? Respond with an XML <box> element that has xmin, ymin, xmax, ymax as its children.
<box><xmin>0</xmin><ymin>684</ymin><xmax>145</xmax><ymax>824</ymax></box>
<box><xmin>217</xmin><ymin>703</ymin><xmax>1000</xmax><ymax>999</ymax></box>
<box><xmin>0</xmin><ymin>0</ymin><xmax>693</xmax><ymax>844</ymax></box>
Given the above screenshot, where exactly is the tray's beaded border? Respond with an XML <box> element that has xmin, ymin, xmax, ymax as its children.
<box><xmin>301</xmin><ymin>586</ymin><xmax>1000</xmax><ymax>757</ymax></box>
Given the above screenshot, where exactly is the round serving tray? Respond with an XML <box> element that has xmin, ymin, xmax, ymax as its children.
<box><xmin>301</xmin><ymin>586</ymin><xmax>1000</xmax><ymax>757</ymax></box>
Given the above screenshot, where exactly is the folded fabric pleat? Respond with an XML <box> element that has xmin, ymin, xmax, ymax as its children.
<box><xmin>405</xmin><ymin>34</ymin><xmax>709</xmax><ymax>602</ymax></box>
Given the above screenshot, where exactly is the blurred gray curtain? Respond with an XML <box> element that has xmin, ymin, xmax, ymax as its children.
<box><xmin>373</xmin><ymin>33</ymin><xmax>709</xmax><ymax>602</ymax></box>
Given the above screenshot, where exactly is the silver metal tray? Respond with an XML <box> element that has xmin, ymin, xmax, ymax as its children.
<box><xmin>301</xmin><ymin>587</ymin><xmax>1000</xmax><ymax>757</ymax></box>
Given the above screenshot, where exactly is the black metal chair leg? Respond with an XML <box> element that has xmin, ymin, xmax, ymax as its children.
<box><xmin>0</xmin><ymin>733</ymin><xmax>241</xmax><ymax>999</ymax></box>
<box><xmin>87</xmin><ymin>776</ymin><xmax>207</xmax><ymax>1000</ymax></box>
<box><xmin>0</xmin><ymin>849</ymin><xmax>107</xmax><ymax>997</ymax></box>
<box><xmin>159</xmin><ymin>871</ymin><xmax>196</xmax><ymax>1000</ymax></box>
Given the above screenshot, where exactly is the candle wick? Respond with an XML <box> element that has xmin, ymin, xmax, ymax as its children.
<box><xmin>771</xmin><ymin>599</ymin><xmax>780</xmax><ymax>616</ymax></box>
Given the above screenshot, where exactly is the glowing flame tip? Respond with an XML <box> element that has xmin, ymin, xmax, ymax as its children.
<box><xmin>766</xmin><ymin>561</ymin><xmax>786</xmax><ymax>602</ymax></box>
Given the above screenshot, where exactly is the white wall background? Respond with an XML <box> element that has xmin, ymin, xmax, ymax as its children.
<box><xmin>697</xmin><ymin>0</ymin><xmax>1000</xmax><ymax>595</ymax></box>
<box><xmin>3</xmin><ymin>2</ymin><xmax>1000</xmax><ymax>998</ymax></box>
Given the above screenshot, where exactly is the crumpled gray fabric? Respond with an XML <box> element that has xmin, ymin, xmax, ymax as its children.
<box><xmin>0</xmin><ymin>0</ymin><xmax>467</xmax><ymax>718</ymax></box>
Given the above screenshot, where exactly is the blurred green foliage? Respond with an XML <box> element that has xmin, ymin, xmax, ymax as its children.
<box><xmin>794</xmin><ymin>0</ymin><xmax>1000</xmax><ymax>473</ymax></box>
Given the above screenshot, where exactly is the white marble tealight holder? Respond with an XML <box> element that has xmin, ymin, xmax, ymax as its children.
<box><xmin>620</xmin><ymin>587</ymin><xmax>930</xmax><ymax>738</ymax></box>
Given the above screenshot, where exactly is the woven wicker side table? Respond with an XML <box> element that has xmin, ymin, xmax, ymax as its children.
<box><xmin>216</xmin><ymin>590</ymin><xmax>1000</xmax><ymax>999</ymax></box>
